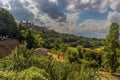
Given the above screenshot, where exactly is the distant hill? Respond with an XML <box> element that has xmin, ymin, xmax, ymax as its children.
<box><xmin>0</xmin><ymin>40</ymin><xmax>20</xmax><ymax>58</ymax></box>
<box><xmin>20</xmin><ymin>21</ymin><xmax>104</xmax><ymax>48</ymax></box>
<box><xmin>38</xmin><ymin>27</ymin><xmax>104</xmax><ymax>48</ymax></box>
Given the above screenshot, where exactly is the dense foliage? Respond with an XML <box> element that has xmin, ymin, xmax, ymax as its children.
<box><xmin>0</xmin><ymin>44</ymin><xmax>97</xmax><ymax>80</ymax></box>
<box><xmin>102</xmin><ymin>23</ymin><xmax>120</xmax><ymax>73</ymax></box>
<box><xmin>40</xmin><ymin>30</ymin><xmax>103</xmax><ymax>49</ymax></box>
<box><xmin>0</xmin><ymin>8</ymin><xmax>17</xmax><ymax>38</ymax></box>
<box><xmin>17</xmin><ymin>25</ymin><xmax>43</xmax><ymax>49</ymax></box>
<box><xmin>0</xmin><ymin>8</ymin><xmax>120</xmax><ymax>80</ymax></box>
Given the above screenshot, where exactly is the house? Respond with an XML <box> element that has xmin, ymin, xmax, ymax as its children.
<box><xmin>34</xmin><ymin>47</ymin><xmax>48</xmax><ymax>56</ymax></box>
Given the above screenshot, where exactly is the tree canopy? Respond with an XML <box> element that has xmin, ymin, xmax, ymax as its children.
<box><xmin>102</xmin><ymin>23</ymin><xmax>120</xmax><ymax>73</ymax></box>
<box><xmin>0</xmin><ymin>8</ymin><xmax>17</xmax><ymax>37</ymax></box>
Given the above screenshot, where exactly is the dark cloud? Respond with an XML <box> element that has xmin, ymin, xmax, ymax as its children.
<box><xmin>0</xmin><ymin>0</ymin><xmax>109</xmax><ymax>22</ymax></box>
<box><xmin>58</xmin><ymin>0</ymin><xmax>68</xmax><ymax>9</ymax></box>
<box><xmin>0</xmin><ymin>0</ymin><xmax>67</xmax><ymax>22</ymax></box>
<box><xmin>9</xmin><ymin>1</ymin><xmax>34</xmax><ymax>21</ymax></box>
<box><xmin>34</xmin><ymin>0</ymin><xmax>66</xmax><ymax>22</ymax></box>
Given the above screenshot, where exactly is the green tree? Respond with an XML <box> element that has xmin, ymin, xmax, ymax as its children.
<box><xmin>17</xmin><ymin>25</ymin><xmax>43</xmax><ymax>49</ymax></box>
<box><xmin>60</xmin><ymin>44</ymin><xmax>68</xmax><ymax>52</ymax></box>
<box><xmin>102</xmin><ymin>23</ymin><xmax>119</xmax><ymax>73</ymax></box>
<box><xmin>26</xmin><ymin>31</ymin><xmax>43</xmax><ymax>48</ymax></box>
<box><xmin>0</xmin><ymin>8</ymin><xmax>17</xmax><ymax>37</ymax></box>
<box><xmin>10</xmin><ymin>43</ymin><xmax>35</xmax><ymax>71</ymax></box>
<box><xmin>77</xmin><ymin>46</ymin><xmax>84</xmax><ymax>59</ymax></box>
<box><xmin>0</xmin><ymin>67</ymin><xmax>50</xmax><ymax>80</ymax></box>
<box><xmin>17</xmin><ymin>67</ymin><xmax>50</xmax><ymax>80</ymax></box>
<box><xmin>67</xmin><ymin>50</ymin><xmax>79</xmax><ymax>63</ymax></box>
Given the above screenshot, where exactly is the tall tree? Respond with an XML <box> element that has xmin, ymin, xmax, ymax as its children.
<box><xmin>0</xmin><ymin>8</ymin><xmax>17</xmax><ymax>37</ymax></box>
<box><xmin>102</xmin><ymin>23</ymin><xmax>119</xmax><ymax>73</ymax></box>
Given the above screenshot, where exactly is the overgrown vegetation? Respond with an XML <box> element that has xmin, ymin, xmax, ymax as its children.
<box><xmin>40</xmin><ymin>30</ymin><xmax>103</xmax><ymax>49</ymax></box>
<box><xmin>17</xmin><ymin>25</ymin><xmax>43</xmax><ymax>49</ymax></box>
<box><xmin>0</xmin><ymin>44</ymin><xmax>97</xmax><ymax>80</ymax></box>
<box><xmin>102</xmin><ymin>23</ymin><xmax>120</xmax><ymax>73</ymax></box>
<box><xmin>0</xmin><ymin>8</ymin><xmax>17</xmax><ymax>38</ymax></box>
<box><xmin>0</xmin><ymin>8</ymin><xmax>120</xmax><ymax>80</ymax></box>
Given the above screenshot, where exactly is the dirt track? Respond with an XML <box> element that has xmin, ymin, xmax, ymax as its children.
<box><xmin>98</xmin><ymin>72</ymin><xmax>120</xmax><ymax>80</ymax></box>
<box><xmin>0</xmin><ymin>39</ymin><xmax>19</xmax><ymax>58</ymax></box>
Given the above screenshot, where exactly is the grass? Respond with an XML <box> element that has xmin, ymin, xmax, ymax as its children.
<box><xmin>68</xmin><ymin>47</ymin><xmax>78</xmax><ymax>52</ymax></box>
<box><xmin>68</xmin><ymin>46</ymin><xmax>104</xmax><ymax>53</ymax></box>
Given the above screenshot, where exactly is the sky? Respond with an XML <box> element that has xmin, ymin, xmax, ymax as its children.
<box><xmin>0</xmin><ymin>0</ymin><xmax>120</xmax><ymax>38</ymax></box>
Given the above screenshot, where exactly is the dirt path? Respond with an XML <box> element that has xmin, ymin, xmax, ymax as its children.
<box><xmin>47</xmin><ymin>52</ymin><xmax>64</xmax><ymax>61</ymax></box>
<box><xmin>98</xmin><ymin>72</ymin><xmax>120</xmax><ymax>80</ymax></box>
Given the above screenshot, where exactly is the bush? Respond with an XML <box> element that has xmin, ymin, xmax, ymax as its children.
<box><xmin>0</xmin><ymin>67</ymin><xmax>49</xmax><ymax>80</ymax></box>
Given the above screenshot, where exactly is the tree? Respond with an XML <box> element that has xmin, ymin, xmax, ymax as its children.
<box><xmin>67</xmin><ymin>50</ymin><xmax>79</xmax><ymax>63</ymax></box>
<box><xmin>17</xmin><ymin>67</ymin><xmax>50</xmax><ymax>80</ymax></box>
<box><xmin>9</xmin><ymin>43</ymin><xmax>35</xmax><ymax>71</ymax></box>
<box><xmin>17</xmin><ymin>25</ymin><xmax>43</xmax><ymax>49</ymax></box>
<box><xmin>26</xmin><ymin>31</ymin><xmax>43</xmax><ymax>49</ymax></box>
<box><xmin>102</xmin><ymin>23</ymin><xmax>119</xmax><ymax>73</ymax></box>
<box><xmin>77</xmin><ymin>46</ymin><xmax>84</xmax><ymax>59</ymax></box>
<box><xmin>60</xmin><ymin>44</ymin><xmax>68</xmax><ymax>52</ymax></box>
<box><xmin>0</xmin><ymin>8</ymin><xmax>17</xmax><ymax>37</ymax></box>
<box><xmin>0</xmin><ymin>67</ymin><xmax>50</xmax><ymax>80</ymax></box>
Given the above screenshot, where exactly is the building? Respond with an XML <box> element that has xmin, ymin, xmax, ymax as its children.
<box><xmin>34</xmin><ymin>47</ymin><xmax>48</xmax><ymax>56</ymax></box>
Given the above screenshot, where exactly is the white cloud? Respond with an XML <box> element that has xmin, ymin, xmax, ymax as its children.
<box><xmin>67</xmin><ymin>4</ymin><xmax>75</xmax><ymax>10</ymax></box>
<box><xmin>66</xmin><ymin>12</ymin><xmax>79</xmax><ymax>23</ymax></box>
<box><xmin>78</xmin><ymin>19</ymin><xmax>110</xmax><ymax>38</ymax></box>
<box><xmin>0</xmin><ymin>0</ymin><xmax>12</xmax><ymax>10</ymax></box>
<box><xmin>110</xmin><ymin>0</ymin><xmax>120</xmax><ymax>10</ymax></box>
<box><xmin>81</xmin><ymin>0</ymin><xmax>90</xmax><ymax>4</ymax></box>
<box><xmin>40</xmin><ymin>13</ymin><xmax>80</xmax><ymax>34</ymax></box>
<box><xmin>49</xmin><ymin>0</ymin><xmax>57</xmax><ymax>3</ymax></box>
<box><xmin>107</xmin><ymin>11</ymin><xmax>120</xmax><ymax>24</ymax></box>
<box><xmin>19</xmin><ymin>0</ymin><xmax>40</xmax><ymax>19</ymax></box>
<box><xmin>99</xmin><ymin>0</ymin><xmax>109</xmax><ymax>13</ymax></box>
<box><xmin>43</xmin><ymin>18</ymin><xmax>111</xmax><ymax>38</ymax></box>
<box><xmin>67</xmin><ymin>0</ymin><xmax>109</xmax><ymax>13</ymax></box>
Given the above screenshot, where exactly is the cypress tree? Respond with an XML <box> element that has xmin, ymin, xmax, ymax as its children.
<box><xmin>102</xmin><ymin>23</ymin><xmax>119</xmax><ymax>73</ymax></box>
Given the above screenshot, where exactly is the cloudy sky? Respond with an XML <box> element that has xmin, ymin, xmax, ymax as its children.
<box><xmin>0</xmin><ymin>0</ymin><xmax>120</xmax><ymax>38</ymax></box>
